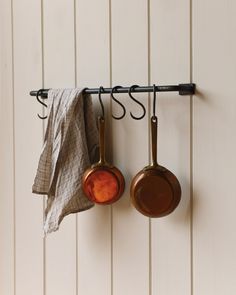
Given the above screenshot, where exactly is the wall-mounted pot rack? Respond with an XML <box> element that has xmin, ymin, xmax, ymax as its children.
<box><xmin>30</xmin><ymin>83</ymin><xmax>195</xmax><ymax>98</ymax></box>
<box><xmin>30</xmin><ymin>83</ymin><xmax>195</xmax><ymax>119</ymax></box>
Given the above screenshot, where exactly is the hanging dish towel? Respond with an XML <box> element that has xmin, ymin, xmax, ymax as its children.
<box><xmin>32</xmin><ymin>88</ymin><xmax>98</xmax><ymax>234</ymax></box>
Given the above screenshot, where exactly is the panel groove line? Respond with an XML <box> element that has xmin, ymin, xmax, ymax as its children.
<box><xmin>73</xmin><ymin>1</ymin><xmax>78</xmax><ymax>294</ymax></box>
<box><xmin>11</xmin><ymin>0</ymin><xmax>16</xmax><ymax>294</ymax></box>
<box><xmin>189</xmin><ymin>0</ymin><xmax>194</xmax><ymax>295</ymax></box>
<box><xmin>40</xmin><ymin>1</ymin><xmax>46</xmax><ymax>295</ymax></box>
<box><xmin>147</xmin><ymin>0</ymin><xmax>152</xmax><ymax>294</ymax></box>
<box><xmin>109</xmin><ymin>1</ymin><xmax>114</xmax><ymax>294</ymax></box>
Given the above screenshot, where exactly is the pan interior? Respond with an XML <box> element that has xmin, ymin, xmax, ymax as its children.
<box><xmin>133</xmin><ymin>173</ymin><xmax>174</xmax><ymax>216</ymax></box>
<box><xmin>84</xmin><ymin>169</ymin><xmax>119</xmax><ymax>203</ymax></box>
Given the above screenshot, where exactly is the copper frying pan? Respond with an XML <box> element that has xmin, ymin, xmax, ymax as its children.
<box><xmin>82</xmin><ymin>87</ymin><xmax>125</xmax><ymax>204</ymax></box>
<box><xmin>130</xmin><ymin>89</ymin><xmax>181</xmax><ymax>217</ymax></box>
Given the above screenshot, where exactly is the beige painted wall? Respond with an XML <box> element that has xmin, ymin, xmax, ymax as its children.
<box><xmin>0</xmin><ymin>0</ymin><xmax>236</xmax><ymax>294</ymax></box>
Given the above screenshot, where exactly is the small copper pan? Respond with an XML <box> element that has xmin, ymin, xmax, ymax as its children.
<box><xmin>82</xmin><ymin>116</ymin><xmax>125</xmax><ymax>205</ymax></box>
<box><xmin>130</xmin><ymin>114</ymin><xmax>181</xmax><ymax>217</ymax></box>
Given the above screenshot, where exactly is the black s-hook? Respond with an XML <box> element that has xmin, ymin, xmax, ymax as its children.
<box><xmin>36</xmin><ymin>89</ymin><xmax>47</xmax><ymax>119</ymax></box>
<box><xmin>111</xmin><ymin>86</ymin><xmax>126</xmax><ymax>120</ymax></box>
<box><xmin>129</xmin><ymin>85</ymin><xmax>146</xmax><ymax>120</ymax></box>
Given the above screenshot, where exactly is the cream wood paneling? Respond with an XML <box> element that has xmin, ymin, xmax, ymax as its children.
<box><xmin>0</xmin><ymin>1</ymin><xmax>14</xmax><ymax>294</ymax></box>
<box><xmin>12</xmin><ymin>0</ymin><xmax>44</xmax><ymax>294</ymax></box>
<box><xmin>111</xmin><ymin>0</ymin><xmax>150</xmax><ymax>294</ymax></box>
<box><xmin>1</xmin><ymin>0</ymin><xmax>236</xmax><ymax>294</ymax></box>
<box><xmin>193</xmin><ymin>1</ymin><xmax>236</xmax><ymax>294</ymax></box>
<box><xmin>43</xmin><ymin>1</ymin><xmax>77</xmax><ymax>294</ymax></box>
<box><xmin>76</xmin><ymin>1</ymin><xmax>111</xmax><ymax>295</ymax></box>
<box><xmin>150</xmin><ymin>1</ymin><xmax>191</xmax><ymax>294</ymax></box>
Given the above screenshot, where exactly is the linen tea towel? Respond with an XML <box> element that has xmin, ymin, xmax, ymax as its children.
<box><xmin>32</xmin><ymin>88</ymin><xmax>98</xmax><ymax>234</ymax></box>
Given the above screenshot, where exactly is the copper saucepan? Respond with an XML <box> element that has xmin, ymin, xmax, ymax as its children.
<box><xmin>130</xmin><ymin>89</ymin><xmax>181</xmax><ymax>217</ymax></box>
<box><xmin>82</xmin><ymin>114</ymin><xmax>125</xmax><ymax>204</ymax></box>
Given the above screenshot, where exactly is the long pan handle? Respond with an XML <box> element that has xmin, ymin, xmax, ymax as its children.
<box><xmin>98</xmin><ymin>116</ymin><xmax>106</xmax><ymax>164</ymax></box>
<box><xmin>151</xmin><ymin>116</ymin><xmax>158</xmax><ymax>167</ymax></box>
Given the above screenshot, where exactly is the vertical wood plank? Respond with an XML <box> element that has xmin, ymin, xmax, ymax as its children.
<box><xmin>0</xmin><ymin>1</ymin><xmax>14</xmax><ymax>294</ymax></box>
<box><xmin>193</xmin><ymin>1</ymin><xmax>236</xmax><ymax>294</ymax></box>
<box><xmin>43</xmin><ymin>0</ymin><xmax>77</xmax><ymax>294</ymax></box>
<box><xmin>111</xmin><ymin>0</ymin><xmax>150</xmax><ymax>294</ymax></box>
<box><xmin>76</xmin><ymin>1</ymin><xmax>111</xmax><ymax>295</ymax></box>
<box><xmin>12</xmin><ymin>0</ymin><xmax>44</xmax><ymax>294</ymax></box>
<box><xmin>150</xmin><ymin>0</ymin><xmax>191</xmax><ymax>294</ymax></box>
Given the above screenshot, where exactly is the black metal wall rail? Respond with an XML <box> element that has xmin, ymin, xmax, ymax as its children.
<box><xmin>30</xmin><ymin>83</ymin><xmax>195</xmax><ymax>119</ymax></box>
<box><xmin>30</xmin><ymin>83</ymin><xmax>195</xmax><ymax>98</ymax></box>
